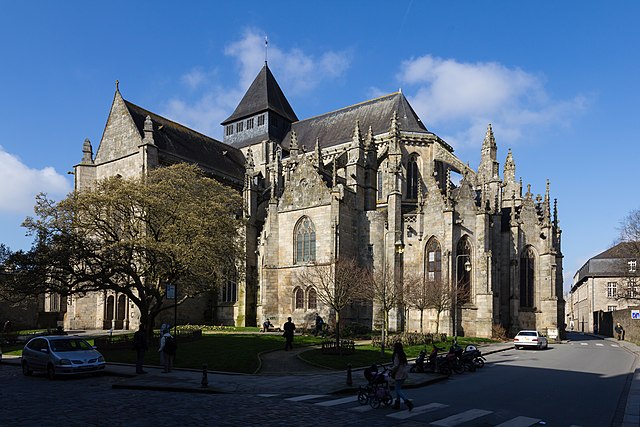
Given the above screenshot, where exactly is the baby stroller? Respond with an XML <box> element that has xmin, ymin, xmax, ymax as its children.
<box><xmin>357</xmin><ymin>364</ymin><xmax>394</xmax><ymax>408</ymax></box>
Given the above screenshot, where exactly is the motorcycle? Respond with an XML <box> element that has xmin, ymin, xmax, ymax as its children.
<box><xmin>410</xmin><ymin>346</ymin><xmax>452</xmax><ymax>377</ymax></box>
<box><xmin>462</xmin><ymin>344</ymin><xmax>486</xmax><ymax>369</ymax></box>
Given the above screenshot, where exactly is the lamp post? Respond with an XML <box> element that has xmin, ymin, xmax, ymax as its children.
<box><xmin>453</xmin><ymin>254</ymin><xmax>471</xmax><ymax>340</ymax></box>
<box><xmin>380</xmin><ymin>229</ymin><xmax>404</xmax><ymax>356</ymax></box>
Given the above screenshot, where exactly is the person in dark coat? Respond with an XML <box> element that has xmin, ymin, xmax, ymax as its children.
<box><xmin>615</xmin><ymin>322</ymin><xmax>624</xmax><ymax>340</ymax></box>
<box><xmin>283</xmin><ymin>317</ymin><xmax>295</xmax><ymax>351</ymax></box>
<box><xmin>133</xmin><ymin>324</ymin><xmax>148</xmax><ymax>374</ymax></box>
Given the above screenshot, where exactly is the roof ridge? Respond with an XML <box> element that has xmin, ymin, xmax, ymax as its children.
<box><xmin>294</xmin><ymin>91</ymin><xmax>402</xmax><ymax>125</ymax></box>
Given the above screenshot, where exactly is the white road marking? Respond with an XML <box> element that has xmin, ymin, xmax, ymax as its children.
<box><xmin>315</xmin><ymin>395</ymin><xmax>358</xmax><ymax>406</ymax></box>
<box><xmin>386</xmin><ymin>402</ymin><xmax>448</xmax><ymax>420</ymax></box>
<box><xmin>256</xmin><ymin>393</ymin><xmax>279</xmax><ymax>397</ymax></box>
<box><xmin>285</xmin><ymin>394</ymin><xmax>327</xmax><ymax>401</ymax></box>
<box><xmin>430</xmin><ymin>409</ymin><xmax>493</xmax><ymax>426</ymax></box>
<box><xmin>611</xmin><ymin>344</ymin><xmax>619</xmax><ymax>347</ymax></box>
<box><xmin>580</xmin><ymin>343</ymin><xmax>588</xmax><ymax>346</ymax></box>
<box><xmin>596</xmin><ymin>343</ymin><xmax>604</xmax><ymax>346</ymax></box>
<box><xmin>495</xmin><ymin>416</ymin><xmax>542</xmax><ymax>426</ymax></box>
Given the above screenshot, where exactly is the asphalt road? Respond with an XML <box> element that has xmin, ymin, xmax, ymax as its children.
<box><xmin>0</xmin><ymin>334</ymin><xmax>635</xmax><ymax>426</ymax></box>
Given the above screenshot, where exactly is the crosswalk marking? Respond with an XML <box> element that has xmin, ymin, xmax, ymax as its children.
<box><xmin>596</xmin><ymin>343</ymin><xmax>604</xmax><ymax>346</ymax></box>
<box><xmin>285</xmin><ymin>394</ymin><xmax>327</xmax><ymax>402</ymax></box>
<box><xmin>256</xmin><ymin>393</ymin><xmax>280</xmax><ymax>397</ymax></box>
<box><xmin>386</xmin><ymin>402</ymin><xmax>448</xmax><ymax>420</ymax></box>
<box><xmin>349</xmin><ymin>404</ymin><xmax>374</xmax><ymax>413</ymax></box>
<box><xmin>580</xmin><ymin>342</ymin><xmax>588</xmax><ymax>345</ymax></box>
<box><xmin>612</xmin><ymin>344</ymin><xmax>619</xmax><ymax>347</ymax></box>
<box><xmin>495</xmin><ymin>416</ymin><xmax>542</xmax><ymax>426</ymax></box>
<box><xmin>315</xmin><ymin>396</ymin><xmax>358</xmax><ymax>406</ymax></box>
<box><xmin>430</xmin><ymin>409</ymin><xmax>493</xmax><ymax>426</ymax></box>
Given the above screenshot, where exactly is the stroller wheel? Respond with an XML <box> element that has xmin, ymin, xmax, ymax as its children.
<box><xmin>357</xmin><ymin>389</ymin><xmax>368</xmax><ymax>405</ymax></box>
<box><xmin>370</xmin><ymin>397</ymin><xmax>381</xmax><ymax>409</ymax></box>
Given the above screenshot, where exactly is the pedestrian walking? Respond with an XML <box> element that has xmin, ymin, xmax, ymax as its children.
<box><xmin>391</xmin><ymin>342</ymin><xmax>414</xmax><ymax>411</ymax></box>
<box><xmin>283</xmin><ymin>317</ymin><xmax>295</xmax><ymax>351</ymax></box>
<box><xmin>159</xmin><ymin>324</ymin><xmax>176</xmax><ymax>372</ymax></box>
<box><xmin>569</xmin><ymin>319</ymin><xmax>574</xmax><ymax>331</ymax></box>
<box><xmin>133</xmin><ymin>324</ymin><xmax>148</xmax><ymax>374</ymax></box>
<box><xmin>615</xmin><ymin>322</ymin><xmax>624</xmax><ymax>340</ymax></box>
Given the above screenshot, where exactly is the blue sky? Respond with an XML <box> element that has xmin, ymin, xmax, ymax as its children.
<box><xmin>1</xmin><ymin>1</ymin><xmax>639</xmax><ymax>293</ymax></box>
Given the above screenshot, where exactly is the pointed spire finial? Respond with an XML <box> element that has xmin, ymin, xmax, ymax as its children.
<box><xmin>264</xmin><ymin>36</ymin><xmax>268</xmax><ymax>64</ymax></box>
<box><xmin>116</xmin><ymin>80</ymin><xmax>120</xmax><ymax>92</ymax></box>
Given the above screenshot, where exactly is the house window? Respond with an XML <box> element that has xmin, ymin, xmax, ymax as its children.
<box><xmin>607</xmin><ymin>282</ymin><xmax>617</xmax><ymax>298</ymax></box>
<box><xmin>295</xmin><ymin>288</ymin><xmax>304</xmax><ymax>309</ymax></box>
<box><xmin>257</xmin><ymin>114</ymin><xmax>265</xmax><ymax>126</ymax></box>
<box><xmin>236</xmin><ymin>122</ymin><xmax>244</xmax><ymax>133</ymax></box>
<box><xmin>520</xmin><ymin>246</ymin><xmax>535</xmax><ymax>308</ymax></box>
<box><xmin>308</xmin><ymin>288</ymin><xmax>317</xmax><ymax>310</ymax></box>
<box><xmin>608</xmin><ymin>305</ymin><xmax>617</xmax><ymax>312</ymax></box>
<box><xmin>629</xmin><ymin>260</ymin><xmax>637</xmax><ymax>273</ymax></box>
<box><xmin>294</xmin><ymin>216</ymin><xmax>316</xmax><ymax>264</ymax></box>
<box><xmin>407</xmin><ymin>156</ymin><xmax>419</xmax><ymax>199</ymax></box>
<box><xmin>247</xmin><ymin>118</ymin><xmax>254</xmax><ymax>129</ymax></box>
<box><xmin>629</xmin><ymin>278</ymin><xmax>639</xmax><ymax>298</ymax></box>
<box><xmin>225</xmin><ymin>125</ymin><xmax>234</xmax><ymax>136</ymax></box>
<box><xmin>425</xmin><ymin>238</ymin><xmax>441</xmax><ymax>282</ymax></box>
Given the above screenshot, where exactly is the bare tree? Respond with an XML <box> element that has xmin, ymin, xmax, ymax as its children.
<box><xmin>404</xmin><ymin>272</ymin><xmax>430</xmax><ymax>333</ymax></box>
<box><xmin>358</xmin><ymin>266</ymin><xmax>402</xmax><ymax>354</ymax></box>
<box><xmin>296</xmin><ymin>256</ymin><xmax>368</xmax><ymax>347</ymax></box>
<box><xmin>615</xmin><ymin>209</ymin><xmax>640</xmax><ymax>301</ymax></box>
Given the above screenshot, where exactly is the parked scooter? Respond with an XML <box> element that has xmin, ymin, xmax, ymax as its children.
<box><xmin>410</xmin><ymin>345</ymin><xmax>452</xmax><ymax>377</ymax></box>
<box><xmin>462</xmin><ymin>344</ymin><xmax>486</xmax><ymax>368</ymax></box>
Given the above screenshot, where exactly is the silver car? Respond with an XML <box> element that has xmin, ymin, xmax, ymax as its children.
<box><xmin>514</xmin><ymin>330</ymin><xmax>549</xmax><ymax>350</ymax></box>
<box><xmin>21</xmin><ymin>336</ymin><xmax>106</xmax><ymax>379</ymax></box>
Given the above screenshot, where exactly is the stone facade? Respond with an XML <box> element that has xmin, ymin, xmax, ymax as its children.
<box><xmin>66</xmin><ymin>65</ymin><xmax>563</xmax><ymax>338</ymax></box>
<box><xmin>568</xmin><ymin>242</ymin><xmax>640</xmax><ymax>333</ymax></box>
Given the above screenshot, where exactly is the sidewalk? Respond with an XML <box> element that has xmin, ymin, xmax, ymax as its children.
<box><xmin>1</xmin><ymin>340</ymin><xmax>515</xmax><ymax>395</ymax></box>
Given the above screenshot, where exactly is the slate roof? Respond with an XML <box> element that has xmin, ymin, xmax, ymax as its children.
<box><xmin>573</xmin><ymin>242</ymin><xmax>640</xmax><ymax>286</ymax></box>
<box><xmin>124</xmin><ymin>101</ymin><xmax>245</xmax><ymax>187</ymax></box>
<box><xmin>282</xmin><ymin>91</ymin><xmax>432</xmax><ymax>151</ymax></box>
<box><xmin>222</xmin><ymin>63</ymin><xmax>298</xmax><ymax>125</ymax></box>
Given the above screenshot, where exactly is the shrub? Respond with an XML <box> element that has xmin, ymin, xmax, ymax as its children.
<box><xmin>492</xmin><ymin>323</ymin><xmax>508</xmax><ymax>340</ymax></box>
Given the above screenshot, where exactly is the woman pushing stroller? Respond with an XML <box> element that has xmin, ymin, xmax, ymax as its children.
<box><xmin>391</xmin><ymin>342</ymin><xmax>414</xmax><ymax>411</ymax></box>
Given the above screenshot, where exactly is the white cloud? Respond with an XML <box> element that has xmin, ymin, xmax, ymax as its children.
<box><xmin>0</xmin><ymin>146</ymin><xmax>71</xmax><ymax>214</ymax></box>
<box><xmin>397</xmin><ymin>55</ymin><xmax>588</xmax><ymax>148</ymax></box>
<box><xmin>163</xmin><ymin>28</ymin><xmax>351</xmax><ymax>138</ymax></box>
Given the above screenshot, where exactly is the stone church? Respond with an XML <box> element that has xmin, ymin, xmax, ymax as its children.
<box><xmin>66</xmin><ymin>63</ymin><xmax>564</xmax><ymax>338</ymax></box>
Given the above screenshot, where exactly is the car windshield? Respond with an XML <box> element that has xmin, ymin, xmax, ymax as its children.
<box><xmin>518</xmin><ymin>332</ymin><xmax>537</xmax><ymax>337</ymax></box>
<box><xmin>49</xmin><ymin>339</ymin><xmax>93</xmax><ymax>352</ymax></box>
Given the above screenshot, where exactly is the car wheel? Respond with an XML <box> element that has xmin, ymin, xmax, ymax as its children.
<box><xmin>22</xmin><ymin>361</ymin><xmax>33</xmax><ymax>376</ymax></box>
<box><xmin>46</xmin><ymin>364</ymin><xmax>56</xmax><ymax>380</ymax></box>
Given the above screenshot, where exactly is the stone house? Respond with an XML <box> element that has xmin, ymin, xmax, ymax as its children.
<box><xmin>65</xmin><ymin>64</ymin><xmax>564</xmax><ymax>338</ymax></box>
<box><xmin>567</xmin><ymin>242</ymin><xmax>640</xmax><ymax>333</ymax></box>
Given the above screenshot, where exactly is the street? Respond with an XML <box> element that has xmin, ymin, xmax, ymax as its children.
<box><xmin>0</xmin><ymin>334</ymin><xmax>636</xmax><ymax>426</ymax></box>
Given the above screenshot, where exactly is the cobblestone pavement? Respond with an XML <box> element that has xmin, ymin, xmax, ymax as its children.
<box><xmin>0</xmin><ymin>364</ymin><xmax>416</xmax><ymax>427</ymax></box>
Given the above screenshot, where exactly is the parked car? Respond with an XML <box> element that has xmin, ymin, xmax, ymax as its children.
<box><xmin>21</xmin><ymin>336</ymin><xmax>106</xmax><ymax>379</ymax></box>
<box><xmin>514</xmin><ymin>330</ymin><xmax>549</xmax><ymax>350</ymax></box>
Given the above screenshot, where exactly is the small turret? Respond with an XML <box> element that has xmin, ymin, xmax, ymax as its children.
<box><xmin>81</xmin><ymin>138</ymin><xmax>94</xmax><ymax>164</ymax></box>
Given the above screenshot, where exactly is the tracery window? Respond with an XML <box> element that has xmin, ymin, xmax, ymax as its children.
<box><xmin>520</xmin><ymin>247</ymin><xmax>535</xmax><ymax>308</ymax></box>
<box><xmin>294</xmin><ymin>216</ymin><xmax>316</xmax><ymax>264</ymax></box>
<box><xmin>425</xmin><ymin>238</ymin><xmax>442</xmax><ymax>282</ymax></box>
<box><xmin>407</xmin><ymin>155</ymin><xmax>419</xmax><ymax>199</ymax></box>
<box><xmin>456</xmin><ymin>237</ymin><xmax>472</xmax><ymax>304</ymax></box>
<box><xmin>295</xmin><ymin>287</ymin><xmax>304</xmax><ymax>309</ymax></box>
<box><xmin>307</xmin><ymin>287</ymin><xmax>317</xmax><ymax>310</ymax></box>
<box><xmin>222</xmin><ymin>274</ymin><xmax>237</xmax><ymax>303</ymax></box>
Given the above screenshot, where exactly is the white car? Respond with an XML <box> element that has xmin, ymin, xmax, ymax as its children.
<box><xmin>514</xmin><ymin>330</ymin><xmax>548</xmax><ymax>350</ymax></box>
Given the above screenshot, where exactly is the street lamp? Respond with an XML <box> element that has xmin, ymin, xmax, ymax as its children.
<box><xmin>453</xmin><ymin>254</ymin><xmax>471</xmax><ymax>340</ymax></box>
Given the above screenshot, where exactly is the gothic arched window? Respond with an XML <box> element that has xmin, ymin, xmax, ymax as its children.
<box><xmin>425</xmin><ymin>238</ymin><xmax>442</xmax><ymax>282</ymax></box>
<box><xmin>295</xmin><ymin>217</ymin><xmax>316</xmax><ymax>264</ymax></box>
<box><xmin>295</xmin><ymin>287</ymin><xmax>305</xmax><ymax>309</ymax></box>
<box><xmin>307</xmin><ymin>287</ymin><xmax>317</xmax><ymax>310</ymax></box>
<box><xmin>407</xmin><ymin>155</ymin><xmax>419</xmax><ymax>199</ymax></box>
<box><xmin>520</xmin><ymin>247</ymin><xmax>535</xmax><ymax>308</ymax></box>
<box><xmin>456</xmin><ymin>237</ymin><xmax>472</xmax><ymax>304</ymax></box>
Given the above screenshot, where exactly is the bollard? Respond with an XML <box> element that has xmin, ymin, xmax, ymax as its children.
<box><xmin>346</xmin><ymin>363</ymin><xmax>352</xmax><ymax>386</ymax></box>
<box><xmin>201</xmin><ymin>364</ymin><xmax>208</xmax><ymax>388</ymax></box>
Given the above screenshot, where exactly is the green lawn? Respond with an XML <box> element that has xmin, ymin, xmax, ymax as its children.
<box><xmin>2</xmin><ymin>330</ymin><xmax>497</xmax><ymax>374</ymax></box>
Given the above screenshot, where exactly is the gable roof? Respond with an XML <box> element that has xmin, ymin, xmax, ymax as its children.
<box><xmin>282</xmin><ymin>91</ymin><xmax>431</xmax><ymax>151</ymax></box>
<box><xmin>222</xmin><ymin>63</ymin><xmax>298</xmax><ymax>125</ymax></box>
<box><xmin>573</xmin><ymin>242</ymin><xmax>640</xmax><ymax>288</ymax></box>
<box><xmin>124</xmin><ymin>101</ymin><xmax>245</xmax><ymax>187</ymax></box>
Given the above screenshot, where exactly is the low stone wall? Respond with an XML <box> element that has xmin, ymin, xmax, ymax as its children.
<box><xmin>611</xmin><ymin>307</ymin><xmax>640</xmax><ymax>342</ymax></box>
